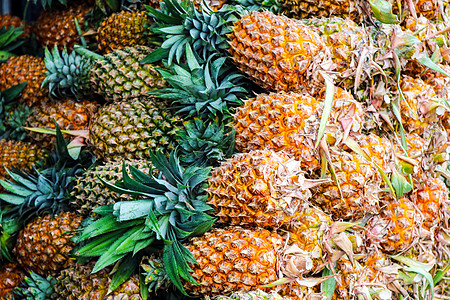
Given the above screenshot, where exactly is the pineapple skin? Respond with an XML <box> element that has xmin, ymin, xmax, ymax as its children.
<box><xmin>26</xmin><ymin>98</ymin><xmax>99</xmax><ymax>150</ymax></box>
<box><xmin>88</xmin><ymin>97</ymin><xmax>181</xmax><ymax>161</ymax></box>
<box><xmin>96</xmin><ymin>11</ymin><xmax>149</xmax><ymax>54</ymax></box>
<box><xmin>53</xmin><ymin>262</ymin><xmax>142</xmax><ymax>299</ymax></box>
<box><xmin>227</xmin><ymin>10</ymin><xmax>323</xmax><ymax>92</ymax></box>
<box><xmin>91</xmin><ymin>46</ymin><xmax>167</xmax><ymax>102</ymax></box>
<box><xmin>184</xmin><ymin>226</ymin><xmax>283</xmax><ymax>297</ymax></box>
<box><xmin>0</xmin><ymin>139</ymin><xmax>46</xmax><ymax>182</ymax></box>
<box><xmin>13</xmin><ymin>212</ymin><xmax>83</xmax><ymax>276</ymax></box>
<box><xmin>207</xmin><ymin>150</ymin><xmax>314</xmax><ymax>228</ymax></box>
<box><xmin>0</xmin><ymin>262</ymin><xmax>25</xmax><ymax>300</ymax></box>
<box><xmin>71</xmin><ymin>159</ymin><xmax>155</xmax><ymax>217</ymax></box>
<box><xmin>0</xmin><ymin>55</ymin><xmax>48</xmax><ymax>107</ymax></box>
<box><xmin>34</xmin><ymin>3</ymin><xmax>91</xmax><ymax>51</ymax></box>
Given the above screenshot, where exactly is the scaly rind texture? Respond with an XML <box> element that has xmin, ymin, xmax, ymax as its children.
<box><xmin>366</xmin><ymin>197</ymin><xmax>420</xmax><ymax>254</ymax></box>
<box><xmin>91</xmin><ymin>46</ymin><xmax>166</xmax><ymax>102</ymax></box>
<box><xmin>89</xmin><ymin>97</ymin><xmax>180</xmax><ymax>161</ymax></box>
<box><xmin>411</xmin><ymin>176</ymin><xmax>447</xmax><ymax>231</ymax></box>
<box><xmin>279</xmin><ymin>0</ymin><xmax>360</xmax><ymax>20</ymax></box>
<box><xmin>13</xmin><ymin>212</ymin><xmax>83</xmax><ymax>276</ymax></box>
<box><xmin>0</xmin><ymin>262</ymin><xmax>25</xmax><ymax>300</ymax></box>
<box><xmin>207</xmin><ymin>150</ymin><xmax>315</xmax><ymax>228</ymax></box>
<box><xmin>228</xmin><ymin>10</ymin><xmax>323</xmax><ymax>92</ymax></box>
<box><xmin>0</xmin><ymin>14</ymin><xmax>31</xmax><ymax>37</ymax></box>
<box><xmin>214</xmin><ymin>290</ymin><xmax>284</xmax><ymax>300</ymax></box>
<box><xmin>0</xmin><ymin>139</ymin><xmax>46</xmax><ymax>181</ymax></box>
<box><xmin>96</xmin><ymin>11</ymin><xmax>149</xmax><ymax>54</ymax></box>
<box><xmin>71</xmin><ymin>159</ymin><xmax>155</xmax><ymax>217</ymax></box>
<box><xmin>53</xmin><ymin>262</ymin><xmax>142</xmax><ymax>299</ymax></box>
<box><xmin>313</xmin><ymin>149</ymin><xmax>382</xmax><ymax>220</ymax></box>
<box><xmin>233</xmin><ymin>92</ymin><xmax>322</xmax><ymax>172</ymax></box>
<box><xmin>0</xmin><ymin>55</ymin><xmax>48</xmax><ymax>107</ymax></box>
<box><xmin>185</xmin><ymin>226</ymin><xmax>283</xmax><ymax>297</ymax></box>
<box><xmin>26</xmin><ymin>99</ymin><xmax>99</xmax><ymax>149</ymax></box>
<box><xmin>34</xmin><ymin>3</ymin><xmax>90</xmax><ymax>51</ymax></box>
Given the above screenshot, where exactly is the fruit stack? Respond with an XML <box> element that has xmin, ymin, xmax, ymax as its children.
<box><xmin>0</xmin><ymin>0</ymin><xmax>450</xmax><ymax>299</ymax></box>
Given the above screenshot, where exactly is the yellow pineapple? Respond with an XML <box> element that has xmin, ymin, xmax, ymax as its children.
<box><xmin>0</xmin><ymin>262</ymin><xmax>25</xmax><ymax>300</ymax></box>
<box><xmin>34</xmin><ymin>3</ymin><xmax>91</xmax><ymax>51</ymax></box>
<box><xmin>366</xmin><ymin>197</ymin><xmax>421</xmax><ymax>254</ymax></box>
<box><xmin>13</xmin><ymin>212</ymin><xmax>83</xmax><ymax>276</ymax></box>
<box><xmin>207</xmin><ymin>149</ymin><xmax>327</xmax><ymax>228</ymax></box>
<box><xmin>0</xmin><ymin>140</ymin><xmax>46</xmax><ymax>183</ymax></box>
<box><xmin>96</xmin><ymin>10</ymin><xmax>150</xmax><ymax>54</ymax></box>
<box><xmin>25</xmin><ymin>98</ymin><xmax>99</xmax><ymax>149</ymax></box>
<box><xmin>0</xmin><ymin>55</ymin><xmax>48</xmax><ymax>107</ymax></box>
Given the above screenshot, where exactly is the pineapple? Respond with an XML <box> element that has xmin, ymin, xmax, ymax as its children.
<box><xmin>71</xmin><ymin>159</ymin><xmax>155</xmax><ymax>217</ymax></box>
<box><xmin>0</xmin><ymin>55</ymin><xmax>48</xmax><ymax>107</ymax></box>
<box><xmin>44</xmin><ymin>46</ymin><xmax>167</xmax><ymax>102</ymax></box>
<box><xmin>312</xmin><ymin>147</ymin><xmax>384</xmax><ymax>220</ymax></box>
<box><xmin>213</xmin><ymin>290</ymin><xmax>284</xmax><ymax>300</ymax></box>
<box><xmin>53</xmin><ymin>262</ymin><xmax>142</xmax><ymax>299</ymax></box>
<box><xmin>34</xmin><ymin>3</ymin><xmax>91</xmax><ymax>51</ymax></box>
<box><xmin>0</xmin><ymin>139</ymin><xmax>46</xmax><ymax>182</ymax></box>
<box><xmin>88</xmin><ymin>97</ymin><xmax>180</xmax><ymax>161</ymax></box>
<box><xmin>183</xmin><ymin>226</ymin><xmax>282</xmax><ymax>297</ymax></box>
<box><xmin>25</xmin><ymin>98</ymin><xmax>99</xmax><ymax>149</ymax></box>
<box><xmin>13</xmin><ymin>212</ymin><xmax>83</xmax><ymax>276</ymax></box>
<box><xmin>0</xmin><ymin>14</ymin><xmax>31</xmax><ymax>37</ymax></box>
<box><xmin>96</xmin><ymin>10</ymin><xmax>150</xmax><ymax>54</ymax></box>
<box><xmin>206</xmin><ymin>149</ymin><xmax>328</xmax><ymax>228</ymax></box>
<box><xmin>0</xmin><ymin>262</ymin><xmax>25</xmax><ymax>300</ymax></box>
<box><xmin>366</xmin><ymin>197</ymin><xmax>421</xmax><ymax>254</ymax></box>
<box><xmin>233</xmin><ymin>88</ymin><xmax>363</xmax><ymax>173</ymax></box>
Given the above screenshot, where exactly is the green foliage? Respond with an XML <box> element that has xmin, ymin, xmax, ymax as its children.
<box><xmin>0</xmin><ymin>205</ymin><xmax>21</xmax><ymax>262</ymax></box>
<box><xmin>0</xmin><ymin>82</ymin><xmax>29</xmax><ymax>140</ymax></box>
<box><xmin>0</xmin><ymin>124</ymin><xmax>95</xmax><ymax>222</ymax></box>
<box><xmin>150</xmin><ymin>48</ymin><xmax>246</xmax><ymax>120</ymax></box>
<box><xmin>234</xmin><ymin>0</ymin><xmax>281</xmax><ymax>13</ymax></box>
<box><xmin>30</xmin><ymin>0</ymin><xmax>68</xmax><ymax>9</ymax></box>
<box><xmin>42</xmin><ymin>46</ymin><xmax>93</xmax><ymax>100</ymax></box>
<box><xmin>14</xmin><ymin>272</ymin><xmax>56</xmax><ymax>300</ymax></box>
<box><xmin>74</xmin><ymin>151</ymin><xmax>215</xmax><ymax>295</ymax></box>
<box><xmin>144</xmin><ymin>0</ymin><xmax>246</xmax><ymax>65</ymax></box>
<box><xmin>0</xmin><ymin>26</ymin><xmax>25</xmax><ymax>60</ymax></box>
<box><xmin>177</xmin><ymin>117</ymin><xmax>235</xmax><ymax>167</ymax></box>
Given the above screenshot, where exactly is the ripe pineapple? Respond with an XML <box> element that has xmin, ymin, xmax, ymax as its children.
<box><xmin>0</xmin><ymin>55</ymin><xmax>48</xmax><ymax>107</ymax></box>
<box><xmin>53</xmin><ymin>262</ymin><xmax>142</xmax><ymax>299</ymax></box>
<box><xmin>410</xmin><ymin>176</ymin><xmax>448</xmax><ymax>232</ymax></box>
<box><xmin>13</xmin><ymin>212</ymin><xmax>83</xmax><ymax>276</ymax></box>
<box><xmin>71</xmin><ymin>159</ymin><xmax>155</xmax><ymax>217</ymax></box>
<box><xmin>214</xmin><ymin>290</ymin><xmax>284</xmax><ymax>300</ymax></box>
<box><xmin>206</xmin><ymin>149</ymin><xmax>327</xmax><ymax>228</ymax></box>
<box><xmin>184</xmin><ymin>226</ymin><xmax>282</xmax><ymax>297</ymax></box>
<box><xmin>0</xmin><ymin>14</ymin><xmax>31</xmax><ymax>37</ymax></box>
<box><xmin>366</xmin><ymin>197</ymin><xmax>421</xmax><ymax>254</ymax></box>
<box><xmin>25</xmin><ymin>98</ymin><xmax>99</xmax><ymax>149</ymax></box>
<box><xmin>34</xmin><ymin>3</ymin><xmax>91</xmax><ymax>51</ymax></box>
<box><xmin>96</xmin><ymin>10</ymin><xmax>150</xmax><ymax>54</ymax></box>
<box><xmin>89</xmin><ymin>97</ymin><xmax>180</xmax><ymax>161</ymax></box>
<box><xmin>233</xmin><ymin>88</ymin><xmax>363</xmax><ymax>173</ymax></box>
<box><xmin>0</xmin><ymin>139</ymin><xmax>46</xmax><ymax>182</ymax></box>
<box><xmin>312</xmin><ymin>147</ymin><xmax>383</xmax><ymax>220</ymax></box>
<box><xmin>0</xmin><ymin>262</ymin><xmax>25</xmax><ymax>299</ymax></box>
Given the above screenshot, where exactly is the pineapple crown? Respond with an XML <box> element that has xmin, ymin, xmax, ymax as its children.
<box><xmin>234</xmin><ymin>0</ymin><xmax>281</xmax><ymax>13</ymax></box>
<box><xmin>13</xmin><ymin>271</ymin><xmax>56</xmax><ymax>300</ymax></box>
<box><xmin>144</xmin><ymin>0</ymin><xmax>247</xmax><ymax>65</ymax></box>
<box><xmin>150</xmin><ymin>48</ymin><xmax>247</xmax><ymax>120</ymax></box>
<box><xmin>177</xmin><ymin>117</ymin><xmax>235</xmax><ymax>168</ymax></box>
<box><xmin>74</xmin><ymin>150</ymin><xmax>215</xmax><ymax>295</ymax></box>
<box><xmin>0</xmin><ymin>125</ymin><xmax>95</xmax><ymax>222</ymax></box>
<box><xmin>42</xmin><ymin>45</ymin><xmax>93</xmax><ymax>100</ymax></box>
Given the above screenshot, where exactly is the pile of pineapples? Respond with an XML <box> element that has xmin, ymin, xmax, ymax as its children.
<box><xmin>0</xmin><ymin>0</ymin><xmax>450</xmax><ymax>299</ymax></box>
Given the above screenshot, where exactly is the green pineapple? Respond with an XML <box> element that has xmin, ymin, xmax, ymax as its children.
<box><xmin>43</xmin><ymin>45</ymin><xmax>167</xmax><ymax>102</ymax></box>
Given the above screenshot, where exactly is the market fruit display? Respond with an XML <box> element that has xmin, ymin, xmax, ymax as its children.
<box><xmin>0</xmin><ymin>0</ymin><xmax>450</xmax><ymax>299</ymax></box>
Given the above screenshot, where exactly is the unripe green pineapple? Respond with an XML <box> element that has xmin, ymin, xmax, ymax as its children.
<box><xmin>88</xmin><ymin>97</ymin><xmax>181</xmax><ymax>161</ymax></box>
